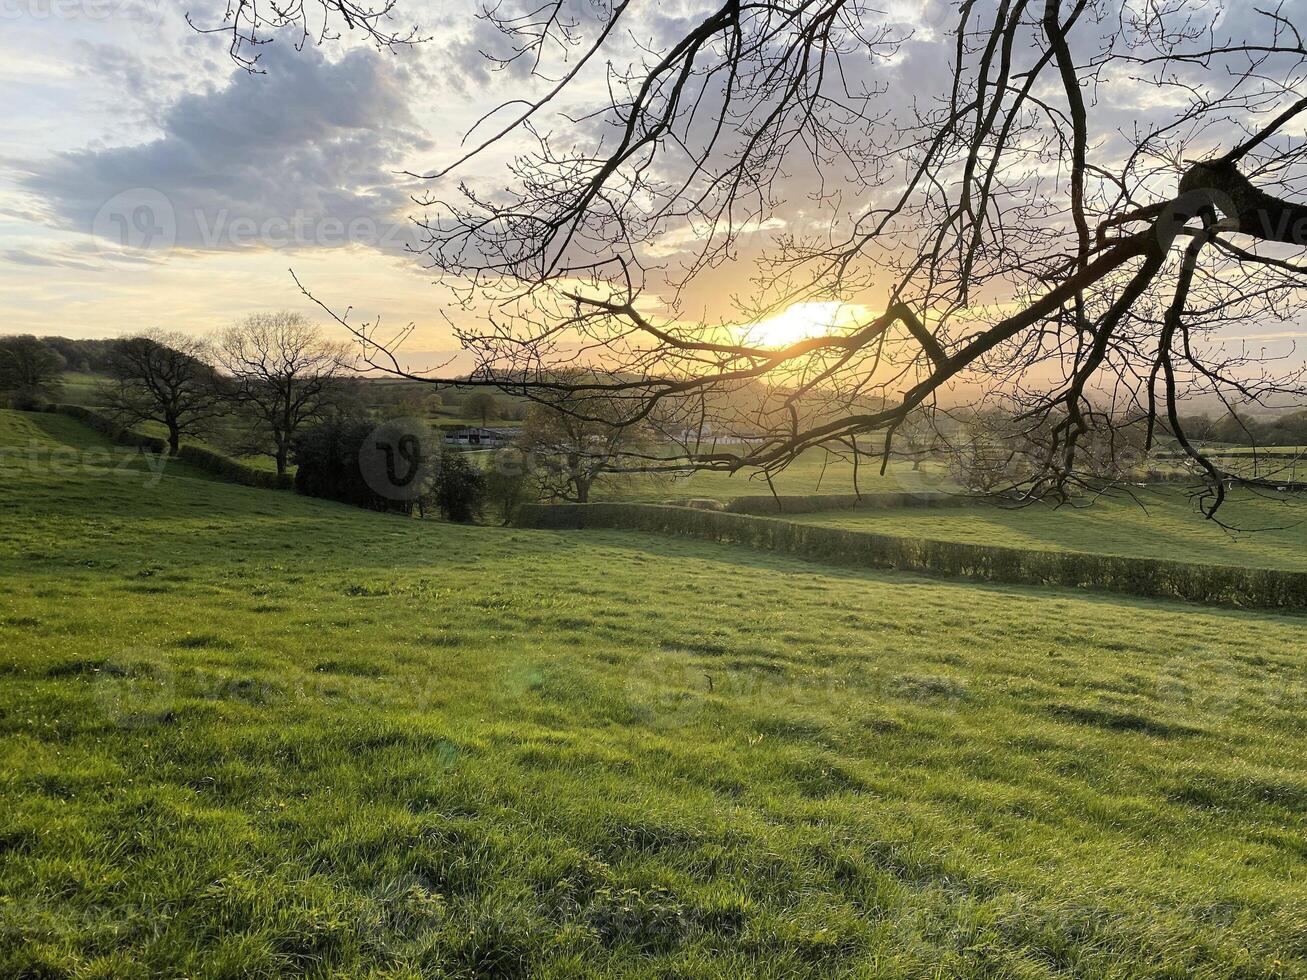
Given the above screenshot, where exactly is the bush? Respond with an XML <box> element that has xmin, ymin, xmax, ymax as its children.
<box><xmin>293</xmin><ymin>418</ymin><xmax>379</xmax><ymax>507</ymax></box>
<box><xmin>434</xmin><ymin>451</ymin><xmax>486</xmax><ymax>523</ymax></box>
<box><xmin>9</xmin><ymin>390</ymin><xmax>51</xmax><ymax>412</ymax></box>
<box><xmin>179</xmin><ymin>445</ymin><xmax>294</xmax><ymax>491</ymax></box>
<box><xmin>292</xmin><ymin>417</ymin><xmax>434</xmax><ymax>511</ymax></box>
<box><xmin>513</xmin><ymin>503</ymin><xmax>1307</xmax><ymax>610</ymax></box>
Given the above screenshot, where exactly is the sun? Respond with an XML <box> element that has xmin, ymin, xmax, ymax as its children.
<box><xmin>740</xmin><ymin>301</ymin><xmax>864</xmax><ymax>349</ymax></box>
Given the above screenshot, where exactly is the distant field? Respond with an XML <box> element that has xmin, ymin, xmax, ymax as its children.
<box><xmin>1</xmin><ymin>407</ymin><xmax>1305</xmax><ymax>976</ymax></box>
<box><xmin>56</xmin><ymin>371</ymin><xmax>109</xmax><ymax>407</ymax></box>
<box><xmin>788</xmin><ymin>489</ymin><xmax>1307</xmax><ymax>571</ymax></box>
<box><xmin>601</xmin><ymin>448</ymin><xmax>955</xmax><ymax>501</ymax></box>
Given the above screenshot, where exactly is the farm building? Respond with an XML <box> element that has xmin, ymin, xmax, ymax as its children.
<box><xmin>442</xmin><ymin>426</ymin><xmax>521</xmax><ymax>448</ymax></box>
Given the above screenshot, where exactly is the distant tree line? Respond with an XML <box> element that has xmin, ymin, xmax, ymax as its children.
<box><xmin>0</xmin><ymin>319</ymin><xmax>501</xmax><ymax>523</ymax></box>
<box><xmin>1176</xmin><ymin>411</ymin><xmax>1307</xmax><ymax>448</ymax></box>
<box><xmin>0</xmin><ymin>336</ymin><xmax>66</xmax><ymax>409</ymax></box>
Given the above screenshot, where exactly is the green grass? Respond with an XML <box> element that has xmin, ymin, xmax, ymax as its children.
<box><xmin>0</xmin><ymin>410</ymin><xmax>222</xmax><ymax>486</ymax></box>
<box><xmin>788</xmin><ymin>490</ymin><xmax>1307</xmax><ymax>571</ymax></box>
<box><xmin>1</xmin><ymin>408</ymin><xmax>1306</xmax><ymax>977</ymax></box>
<box><xmin>55</xmin><ymin>372</ymin><xmax>110</xmax><ymax>407</ymax></box>
<box><xmin>600</xmin><ymin>448</ymin><xmax>953</xmax><ymax>502</ymax></box>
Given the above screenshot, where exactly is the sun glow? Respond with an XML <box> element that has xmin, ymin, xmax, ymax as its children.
<box><xmin>739</xmin><ymin>301</ymin><xmax>868</xmax><ymax>349</ymax></box>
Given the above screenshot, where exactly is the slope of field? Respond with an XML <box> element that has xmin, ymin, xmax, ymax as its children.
<box><xmin>1</xmin><ymin>410</ymin><xmax>1305</xmax><ymax>977</ymax></box>
<box><xmin>788</xmin><ymin>490</ymin><xmax>1307</xmax><ymax>571</ymax></box>
<box><xmin>0</xmin><ymin>410</ymin><xmax>226</xmax><ymax>486</ymax></box>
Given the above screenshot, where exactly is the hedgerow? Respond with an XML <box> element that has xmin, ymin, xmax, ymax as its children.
<box><xmin>177</xmin><ymin>445</ymin><xmax>294</xmax><ymax>490</ymax></box>
<box><xmin>47</xmin><ymin>404</ymin><xmax>168</xmax><ymax>454</ymax></box>
<box><xmin>515</xmin><ymin>502</ymin><xmax>1307</xmax><ymax>610</ymax></box>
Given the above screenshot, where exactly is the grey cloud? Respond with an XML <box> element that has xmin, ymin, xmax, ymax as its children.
<box><xmin>22</xmin><ymin>45</ymin><xmax>433</xmax><ymax>254</ymax></box>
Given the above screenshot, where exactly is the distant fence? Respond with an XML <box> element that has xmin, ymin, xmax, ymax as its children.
<box><xmin>515</xmin><ymin>502</ymin><xmax>1307</xmax><ymax>611</ymax></box>
<box><xmin>47</xmin><ymin>404</ymin><xmax>168</xmax><ymax>454</ymax></box>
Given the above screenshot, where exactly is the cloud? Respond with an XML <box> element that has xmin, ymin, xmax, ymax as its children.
<box><xmin>1</xmin><ymin>247</ymin><xmax>96</xmax><ymax>270</ymax></box>
<box><xmin>0</xmin><ymin>239</ymin><xmax>168</xmax><ymax>271</ymax></box>
<box><xmin>20</xmin><ymin>45</ymin><xmax>432</xmax><ymax>254</ymax></box>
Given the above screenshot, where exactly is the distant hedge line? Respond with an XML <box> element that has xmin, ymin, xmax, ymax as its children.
<box><xmin>176</xmin><ymin>446</ymin><xmax>294</xmax><ymax>491</ymax></box>
<box><xmin>47</xmin><ymin>404</ymin><xmax>168</xmax><ymax>454</ymax></box>
<box><xmin>666</xmin><ymin>485</ymin><xmax>1199</xmax><ymax>517</ymax></box>
<box><xmin>515</xmin><ymin>503</ymin><xmax>1307</xmax><ymax>610</ymax></box>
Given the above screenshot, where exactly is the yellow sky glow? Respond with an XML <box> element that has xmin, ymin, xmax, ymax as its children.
<box><xmin>737</xmin><ymin>301</ymin><xmax>872</xmax><ymax>349</ymax></box>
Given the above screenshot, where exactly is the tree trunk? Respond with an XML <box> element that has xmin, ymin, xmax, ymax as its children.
<box><xmin>275</xmin><ymin>443</ymin><xmax>289</xmax><ymax>476</ymax></box>
<box><xmin>167</xmin><ymin>424</ymin><xmax>180</xmax><ymax>456</ymax></box>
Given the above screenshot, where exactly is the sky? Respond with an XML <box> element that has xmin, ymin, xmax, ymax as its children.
<box><xmin>0</xmin><ymin>0</ymin><xmax>512</xmax><ymax>364</ymax></box>
<box><xmin>1</xmin><ymin>0</ymin><xmax>1304</xmax><ymax>373</ymax></box>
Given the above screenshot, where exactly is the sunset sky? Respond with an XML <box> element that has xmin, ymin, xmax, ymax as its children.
<box><xmin>3</xmin><ymin>0</ymin><xmax>1303</xmax><ymax>367</ymax></box>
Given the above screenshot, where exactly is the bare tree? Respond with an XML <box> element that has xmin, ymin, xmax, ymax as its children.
<box><xmin>216</xmin><ymin>312</ymin><xmax>354</xmax><ymax>476</ymax></box>
<box><xmin>105</xmin><ymin>332</ymin><xmax>227</xmax><ymax>455</ymax></box>
<box><xmin>221</xmin><ymin>1</ymin><xmax>1307</xmax><ymax>516</ymax></box>
<box><xmin>518</xmin><ymin>390</ymin><xmax>654</xmax><ymax>503</ymax></box>
<box><xmin>189</xmin><ymin>0</ymin><xmax>425</xmax><ymax>72</ymax></box>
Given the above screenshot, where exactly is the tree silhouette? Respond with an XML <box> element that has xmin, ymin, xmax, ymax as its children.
<box><xmin>105</xmin><ymin>331</ymin><xmax>227</xmax><ymax>455</ymax></box>
<box><xmin>232</xmin><ymin>1</ymin><xmax>1307</xmax><ymax>516</ymax></box>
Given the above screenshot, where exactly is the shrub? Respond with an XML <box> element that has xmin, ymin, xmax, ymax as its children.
<box><xmin>179</xmin><ymin>445</ymin><xmax>294</xmax><ymax>491</ymax></box>
<box><xmin>293</xmin><ymin>418</ymin><xmax>379</xmax><ymax>507</ymax></box>
<box><xmin>9</xmin><ymin>390</ymin><xmax>51</xmax><ymax>412</ymax></box>
<box><xmin>292</xmin><ymin>417</ymin><xmax>434</xmax><ymax>511</ymax></box>
<box><xmin>434</xmin><ymin>451</ymin><xmax>486</xmax><ymax>523</ymax></box>
<box><xmin>513</xmin><ymin>503</ymin><xmax>1307</xmax><ymax>610</ymax></box>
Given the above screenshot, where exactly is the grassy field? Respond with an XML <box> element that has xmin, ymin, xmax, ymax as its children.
<box><xmin>602</xmin><ymin>449</ymin><xmax>954</xmax><ymax>502</ymax></box>
<box><xmin>2</xmin><ymin>408</ymin><xmax>1306</xmax><ymax>977</ymax></box>
<box><xmin>55</xmin><ymin>372</ymin><xmax>111</xmax><ymax>408</ymax></box>
<box><xmin>789</xmin><ymin>490</ymin><xmax>1307</xmax><ymax>571</ymax></box>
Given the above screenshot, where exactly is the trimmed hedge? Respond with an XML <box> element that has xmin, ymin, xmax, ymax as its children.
<box><xmin>47</xmin><ymin>404</ymin><xmax>168</xmax><ymax>454</ymax></box>
<box><xmin>515</xmin><ymin>502</ymin><xmax>1307</xmax><ymax>610</ymax></box>
<box><xmin>177</xmin><ymin>445</ymin><xmax>294</xmax><ymax>491</ymax></box>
